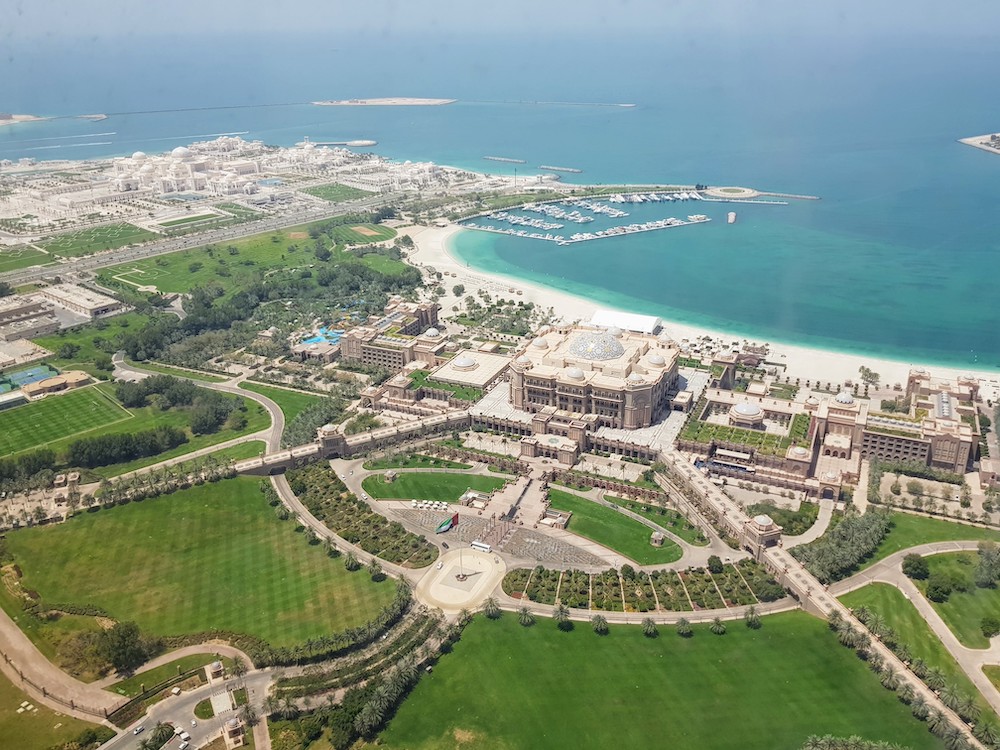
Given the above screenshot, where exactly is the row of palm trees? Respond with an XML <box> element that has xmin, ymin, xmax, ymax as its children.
<box><xmin>828</xmin><ymin>610</ymin><xmax>993</xmax><ymax>749</ymax></box>
<box><xmin>94</xmin><ymin>454</ymin><xmax>238</xmax><ymax>507</ymax></box>
<box><xmin>483</xmin><ymin>596</ymin><xmax>761</xmax><ymax>638</ymax></box>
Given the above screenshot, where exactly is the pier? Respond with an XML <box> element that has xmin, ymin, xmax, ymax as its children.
<box><xmin>539</xmin><ymin>165</ymin><xmax>583</xmax><ymax>174</ymax></box>
<box><xmin>483</xmin><ymin>156</ymin><xmax>526</xmax><ymax>164</ymax></box>
<box><xmin>461</xmin><ymin>215</ymin><xmax>711</xmax><ymax>245</ymax></box>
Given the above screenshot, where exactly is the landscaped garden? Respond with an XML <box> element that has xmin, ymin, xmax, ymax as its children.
<box><xmin>502</xmin><ymin>559</ymin><xmax>784</xmax><ymax>612</ymax></box>
<box><xmin>547</xmin><ymin>489</ymin><xmax>682</xmax><ymax>565</ymax></box>
<box><xmin>606</xmin><ymin>494</ymin><xmax>708</xmax><ymax>545</ymax></box>
<box><xmin>0</xmin><ymin>667</ymin><xmax>110</xmax><ymax>750</ymax></box>
<box><xmin>3</xmin><ymin>477</ymin><xmax>396</xmax><ymax>648</ymax></box>
<box><xmin>911</xmin><ymin>551</ymin><xmax>1000</xmax><ymax>648</ymax></box>
<box><xmin>747</xmin><ymin>500</ymin><xmax>820</xmax><ymax>536</ymax></box>
<box><xmin>362</xmin><ymin>453</ymin><xmax>471</xmax><ymax>471</ymax></box>
<box><xmin>0</xmin><ymin>245</ymin><xmax>52</xmax><ymax>273</ymax></box>
<box><xmin>377</xmin><ymin>613</ymin><xmax>944</xmax><ymax>750</ymax></box>
<box><xmin>679</xmin><ymin>408</ymin><xmax>811</xmax><ymax>456</ymax></box>
<box><xmin>39</xmin><ymin>223</ymin><xmax>158</xmax><ymax>257</ymax></box>
<box><xmin>841</xmin><ymin>582</ymin><xmax>995</xmax><ymax>721</ymax></box>
<box><xmin>407</xmin><ymin>369</ymin><xmax>484</xmax><ymax>402</ymax></box>
<box><xmin>240</xmin><ymin>381</ymin><xmax>323</xmax><ymax>424</ymax></box>
<box><xmin>302</xmin><ymin>183</ymin><xmax>373</xmax><ymax>203</ymax></box>
<box><xmin>32</xmin><ymin>311</ymin><xmax>155</xmax><ymax>378</ymax></box>
<box><xmin>288</xmin><ymin>463</ymin><xmax>439</xmax><ymax>567</ymax></box>
<box><xmin>361</xmin><ymin>471</ymin><xmax>507</xmax><ymax>503</ymax></box>
<box><xmin>861</xmin><ymin>513</ymin><xmax>1000</xmax><ymax>570</ymax></box>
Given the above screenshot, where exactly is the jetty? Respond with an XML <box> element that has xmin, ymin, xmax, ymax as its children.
<box><xmin>539</xmin><ymin>165</ymin><xmax>583</xmax><ymax>174</ymax></box>
<box><xmin>461</xmin><ymin>214</ymin><xmax>710</xmax><ymax>245</ymax></box>
<box><xmin>484</xmin><ymin>156</ymin><xmax>526</xmax><ymax>164</ymax></box>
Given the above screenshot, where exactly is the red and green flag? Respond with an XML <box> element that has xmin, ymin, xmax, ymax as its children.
<box><xmin>435</xmin><ymin>513</ymin><xmax>459</xmax><ymax>534</ymax></box>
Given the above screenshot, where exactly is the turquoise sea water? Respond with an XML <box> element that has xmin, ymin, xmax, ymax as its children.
<box><xmin>1</xmin><ymin>32</ymin><xmax>999</xmax><ymax>368</ymax></box>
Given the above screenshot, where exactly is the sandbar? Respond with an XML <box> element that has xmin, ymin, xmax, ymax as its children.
<box><xmin>405</xmin><ymin>223</ymin><xmax>1000</xmax><ymax>400</ymax></box>
<box><xmin>312</xmin><ymin>98</ymin><xmax>455</xmax><ymax>106</ymax></box>
<box><xmin>0</xmin><ymin>114</ymin><xmax>47</xmax><ymax>127</ymax></box>
<box><xmin>959</xmin><ymin>134</ymin><xmax>1000</xmax><ymax>156</ymax></box>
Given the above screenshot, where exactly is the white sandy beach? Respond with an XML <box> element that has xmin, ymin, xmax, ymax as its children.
<box><xmin>405</xmin><ymin>224</ymin><xmax>1000</xmax><ymax>399</ymax></box>
<box><xmin>0</xmin><ymin>114</ymin><xmax>47</xmax><ymax>127</ymax></box>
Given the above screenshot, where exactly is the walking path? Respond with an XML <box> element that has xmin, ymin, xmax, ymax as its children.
<box><xmin>782</xmin><ymin>500</ymin><xmax>835</xmax><ymax>548</ymax></box>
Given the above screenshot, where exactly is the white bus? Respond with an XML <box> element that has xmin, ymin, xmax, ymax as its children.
<box><xmin>470</xmin><ymin>540</ymin><xmax>492</xmax><ymax>553</ymax></box>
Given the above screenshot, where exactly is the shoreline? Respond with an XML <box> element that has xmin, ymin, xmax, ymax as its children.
<box><xmin>0</xmin><ymin>114</ymin><xmax>47</xmax><ymax>128</ymax></box>
<box><xmin>405</xmin><ymin>224</ymin><xmax>999</xmax><ymax>398</ymax></box>
<box><xmin>959</xmin><ymin>135</ymin><xmax>1000</xmax><ymax>157</ymax></box>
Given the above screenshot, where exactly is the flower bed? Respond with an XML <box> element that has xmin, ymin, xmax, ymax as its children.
<box><xmin>680</xmin><ymin>568</ymin><xmax>726</xmax><ymax>610</ymax></box>
<box><xmin>590</xmin><ymin>569</ymin><xmax>624</xmax><ymax>612</ymax></box>
<box><xmin>524</xmin><ymin>566</ymin><xmax>561</xmax><ymax>605</ymax></box>
<box><xmin>560</xmin><ymin>569</ymin><xmax>591</xmax><ymax>610</ymax></box>
<box><xmin>648</xmin><ymin>569</ymin><xmax>693</xmax><ymax>611</ymax></box>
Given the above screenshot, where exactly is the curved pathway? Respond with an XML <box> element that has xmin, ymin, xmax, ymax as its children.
<box><xmin>782</xmin><ymin>500</ymin><xmax>835</xmax><ymax>548</ymax></box>
<box><xmin>833</xmin><ymin>541</ymin><xmax>1000</xmax><ymax>718</ymax></box>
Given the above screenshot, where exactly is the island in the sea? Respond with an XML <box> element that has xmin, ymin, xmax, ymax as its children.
<box><xmin>959</xmin><ymin>132</ymin><xmax>1000</xmax><ymax>155</ymax></box>
<box><xmin>312</xmin><ymin>97</ymin><xmax>456</xmax><ymax>106</ymax></box>
<box><xmin>0</xmin><ymin>112</ymin><xmax>47</xmax><ymax>127</ymax></box>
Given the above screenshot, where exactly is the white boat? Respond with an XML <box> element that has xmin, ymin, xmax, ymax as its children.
<box><xmin>728</xmin><ymin>211</ymin><xmax>737</xmax><ymax>224</ymax></box>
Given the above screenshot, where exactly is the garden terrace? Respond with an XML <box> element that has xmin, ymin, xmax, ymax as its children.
<box><xmin>747</xmin><ymin>501</ymin><xmax>820</xmax><ymax>536</ymax></box>
<box><xmin>39</xmin><ymin>222</ymin><xmax>158</xmax><ymax>258</ymax></box>
<box><xmin>858</xmin><ymin>513</ymin><xmax>1000</xmax><ymax>571</ymax></box>
<box><xmin>287</xmin><ymin>463</ymin><xmax>439</xmax><ymax>567</ymax></box>
<box><xmin>362</xmin><ymin>452</ymin><xmax>471</xmax><ymax>471</ymax></box>
<box><xmin>607</xmin><ymin>495</ymin><xmax>708</xmax><ymax>545</ymax></box>
<box><xmin>377</xmin><ymin>613</ymin><xmax>944</xmax><ymax>750</ymax></box>
<box><xmin>913</xmin><ymin>551</ymin><xmax>1000</xmax><ymax>649</ymax></box>
<box><xmin>502</xmin><ymin>561</ymin><xmax>785</xmax><ymax>613</ymax></box>
<box><xmin>407</xmin><ymin>369</ymin><xmax>484</xmax><ymax>402</ymax></box>
<box><xmin>678</xmin><ymin>411</ymin><xmax>811</xmax><ymax>456</ymax></box>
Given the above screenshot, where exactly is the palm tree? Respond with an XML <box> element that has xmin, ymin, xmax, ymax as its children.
<box><xmin>940</xmin><ymin>725</ymin><xmax>965</xmax><ymax>749</ymax></box>
<box><xmin>896</xmin><ymin>682</ymin><xmax>915</xmax><ymax>705</ymax></box>
<box><xmin>591</xmin><ymin>615</ymin><xmax>608</xmax><ymax>635</ymax></box>
<box><xmin>880</xmin><ymin>666</ymin><xmax>900</xmax><ymax>691</ymax></box>
<box><xmin>263</xmin><ymin>695</ymin><xmax>279</xmax><ymax>718</ymax></box>
<box><xmin>278</xmin><ymin>696</ymin><xmax>299</xmax><ymax>721</ymax></box>
<box><xmin>482</xmin><ymin>596</ymin><xmax>501</xmax><ymax>620</ymax></box>
<box><xmin>910</xmin><ymin>657</ymin><xmax>928</xmax><ymax>678</ymax></box>
<box><xmin>743</xmin><ymin>605</ymin><xmax>761</xmax><ymax>629</ymax></box>
<box><xmin>955</xmin><ymin>693</ymin><xmax>978</xmax><ymax>722</ymax></box>
<box><xmin>554</xmin><ymin>603</ymin><xmax>571</xmax><ymax>631</ymax></box>
<box><xmin>344</xmin><ymin>552</ymin><xmax>360</xmax><ymax>571</ymax></box>
<box><xmin>367</xmin><ymin>557</ymin><xmax>384</xmax><ymax>581</ymax></box>
<box><xmin>517</xmin><ymin>606</ymin><xmax>535</xmax><ymax>627</ymax></box>
<box><xmin>910</xmin><ymin>695</ymin><xmax>929</xmax><ymax>721</ymax></box>
<box><xmin>641</xmin><ymin>617</ymin><xmax>658</xmax><ymax>638</ymax></box>
<box><xmin>974</xmin><ymin>718</ymin><xmax>1000</xmax><ymax>745</ymax></box>
<box><xmin>676</xmin><ymin>618</ymin><xmax>693</xmax><ymax>638</ymax></box>
<box><xmin>926</xmin><ymin>667</ymin><xmax>948</xmax><ymax>691</ymax></box>
<box><xmin>926</xmin><ymin>709</ymin><xmax>947</xmax><ymax>734</ymax></box>
<box><xmin>710</xmin><ymin>617</ymin><xmax>727</xmax><ymax>635</ymax></box>
<box><xmin>240</xmin><ymin>702</ymin><xmax>258</xmax><ymax>727</ymax></box>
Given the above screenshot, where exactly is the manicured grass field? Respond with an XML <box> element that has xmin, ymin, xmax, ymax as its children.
<box><xmin>378</xmin><ymin>613</ymin><xmax>943</xmax><ymax>750</ymax></box>
<box><xmin>329</xmin><ymin>223</ymin><xmax>396</xmax><ymax>245</ymax></box>
<box><xmin>132</xmin><ymin>359</ymin><xmax>227</xmax><ymax>382</ymax></box>
<box><xmin>860</xmin><ymin>513</ymin><xmax>1000</xmax><ymax>570</ymax></box>
<box><xmin>362</xmin><ymin>472</ymin><xmax>507</xmax><ymax>502</ymax></box>
<box><xmin>302</xmin><ymin>183</ymin><xmax>372</xmax><ymax>203</ymax></box>
<box><xmin>159</xmin><ymin>214</ymin><xmax>217</xmax><ymax>227</ymax></box>
<box><xmin>362</xmin><ymin>454</ymin><xmax>471</xmax><ymax>471</ymax></box>
<box><xmin>0</xmin><ymin>384</ymin><xmax>131</xmax><ymax>455</ymax></box>
<box><xmin>110</xmin><ymin>654</ymin><xmax>232</xmax><ymax>697</ymax></box>
<box><xmin>40</xmin><ymin>223</ymin><xmax>158</xmax><ymax>257</ymax></box>
<box><xmin>0</xmin><ymin>245</ymin><xmax>51</xmax><ymax>273</ymax></box>
<box><xmin>548</xmin><ymin>489</ymin><xmax>682</xmax><ymax>564</ymax></box>
<box><xmin>5</xmin><ymin>478</ymin><xmax>395</xmax><ymax>647</ymax></box>
<box><xmin>32</xmin><ymin>311</ymin><xmax>155</xmax><ymax>379</ymax></box>
<box><xmin>353</xmin><ymin>251</ymin><xmax>409</xmax><ymax>275</ymax></box>
<box><xmin>240</xmin><ymin>382</ymin><xmax>323</xmax><ymax>424</ymax></box>
<box><xmin>99</xmin><ymin>221</ymin><xmax>397</xmax><ymax>296</ymax></box>
<box><xmin>0</xmin><ymin>667</ymin><xmax>100</xmax><ymax>750</ymax></box>
<box><xmin>606</xmin><ymin>494</ymin><xmax>708</xmax><ymax>546</ymax></box>
<box><xmin>914</xmin><ymin>552</ymin><xmax>1000</xmax><ymax>648</ymax></box>
<box><xmin>170</xmin><ymin>440</ymin><xmax>267</xmax><ymax>474</ymax></box>
<box><xmin>840</xmin><ymin>582</ymin><xmax>992</xmax><ymax>717</ymax></box>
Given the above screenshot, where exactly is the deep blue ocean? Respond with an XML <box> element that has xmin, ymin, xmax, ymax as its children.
<box><xmin>2</xmin><ymin>31</ymin><xmax>999</xmax><ymax>369</ymax></box>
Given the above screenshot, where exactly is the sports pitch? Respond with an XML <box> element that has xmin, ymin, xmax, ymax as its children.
<box><xmin>0</xmin><ymin>246</ymin><xmax>51</xmax><ymax>273</ymax></box>
<box><xmin>39</xmin><ymin>223</ymin><xmax>158</xmax><ymax>258</ymax></box>
<box><xmin>0</xmin><ymin>384</ymin><xmax>131</xmax><ymax>455</ymax></box>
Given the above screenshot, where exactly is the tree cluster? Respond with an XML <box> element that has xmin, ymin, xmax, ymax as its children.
<box><xmin>791</xmin><ymin>508</ymin><xmax>892</xmax><ymax>583</ymax></box>
<box><xmin>97</xmin><ymin>621</ymin><xmax>163</xmax><ymax>675</ymax></box>
<box><xmin>67</xmin><ymin>425</ymin><xmax>187</xmax><ymax>468</ymax></box>
<box><xmin>975</xmin><ymin>541</ymin><xmax>1000</xmax><ymax>588</ymax></box>
<box><xmin>282</xmin><ymin>394</ymin><xmax>349</xmax><ymax>448</ymax></box>
<box><xmin>116</xmin><ymin>374</ymin><xmax>242</xmax><ymax>435</ymax></box>
<box><xmin>0</xmin><ymin>448</ymin><xmax>56</xmax><ymax>492</ymax></box>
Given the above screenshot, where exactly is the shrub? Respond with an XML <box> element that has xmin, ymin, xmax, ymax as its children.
<box><xmin>981</xmin><ymin>616</ymin><xmax>1000</xmax><ymax>638</ymax></box>
<box><xmin>925</xmin><ymin>573</ymin><xmax>953</xmax><ymax>602</ymax></box>
<box><xmin>901</xmin><ymin>554</ymin><xmax>929</xmax><ymax>580</ymax></box>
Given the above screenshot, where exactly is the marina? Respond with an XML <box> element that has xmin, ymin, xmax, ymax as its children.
<box><xmin>462</xmin><ymin>210</ymin><xmax>711</xmax><ymax>245</ymax></box>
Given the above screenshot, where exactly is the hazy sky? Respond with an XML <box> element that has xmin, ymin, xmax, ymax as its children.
<box><xmin>4</xmin><ymin>0</ymin><xmax>997</xmax><ymax>39</ymax></box>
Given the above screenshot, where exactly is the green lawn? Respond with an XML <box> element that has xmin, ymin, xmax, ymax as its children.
<box><xmin>378</xmin><ymin>613</ymin><xmax>943</xmax><ymax>750</ymax></box>
<box><xmin>240</xmin><ymin>382</ymin><xmax>323</xmax><ymax>424</ymax></box>
<box><xmin>914</xmin><ymin>552</ymin><xmax>1000</xmax><ymax>648</ymax></box>
<box><xmin>606</xmin><ymin>495</ymin><xmax>708</xmax><ymax>546</ymax></box>
<box><xmin>841</xmin><ymin>582</ymin><xmax>993</xmax><ymax>717</ymax></box>
<box><xmin>363</xmin><ymin>454</ymin><xmax>471</xmax><ymax>471</ymax></box>
<box><xmin>159</xmin><ymin>214</ymin><xmax>217</xmax><ymax>227</ymax></box>
<box><xmin>328</xmin><ymin>223</ymin><xmax>396</xmax><ymax>245</ymax></box>
<box><xmin>362</xmin><ymin>472</ymin><xmax>507</xmax><ymax>502</ymax></box>
<box><xmin>302</xmin><ymin>183</ymin><xmax>372</xmax><ymax>203</ymax></box>
<box><xmin>548</xmin><ymin>490</ymin><xmax>682</xmax><ymax>565</ymax></box>
<box><xmin>5</xmin><ymin>478</ymin><xmax>395</xmax><ymax>647</ymax></box>
<box><xmin>98</xmin><ymin>221</ymin><xmax>395</xmax><ymax>297</ymax></box>
<box><xmin>39</xmin><ymin>223</ymin><xmax>158</xmax><ymax>257</ymax></box>
<box><xmin>354</xmin><ymin>251</ymin><xmax>409</xmax><ymax>275</ymax></box>
<box><xmin>0</xmin><ymin>667</ymin><xmax>102</xmax><ymax>750</ymax></box>
<box><xmin>1</xmin><ymin>381</ymin><xmax>270</xmax><ymax>476</ymax></box>
<box><xmin>860</xmin><ymin>513</ymin><xmax>1000</xmax><ymax>570</ymax></box>
<box><xmin>0</xmin><ymin>245</ymin><xmax>51</xmax><ymax>273</ymax></box>
<box><xmin>747</xmin><ymin>501</ymin><xmax>820</xmax><ymax>537</ymax></box>
<box><xmin>110</xmin><ymin>654</ymin><xmax>233</xmax><ymax>697</ymax></box>
<box><xmin>132</xmin><ymin>360</ymin><xmax>227</xmax><ymax>382</ymax></box>
<box><xmin>169</xmin><ymin>440</ymin><xmax>267</xmax><ymax>474</ymax></box>
<box><xmin>0</xmin><ymin>384</ymin><xmax>132</xmax><ymax>455</ymax></box>
<box><xmin>32</xmin><ymin>311</ymin><xmax>155</xmax><ymax>379</ymax></box>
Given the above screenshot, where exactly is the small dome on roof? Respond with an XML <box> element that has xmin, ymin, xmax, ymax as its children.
<box><xmin>568</xmin><ymin>331</ymin><xmax>625</xmax><ymax>361</ymax></box>
<box><xmin>805</xmin><ymin>395</ymin><xmax>819</xmax><ymax>405</ymax></box>
<box><xmin>139</xmin><ymin>163</ymin><xmax>155</xmax><ymax>174</ymax></box>
<box><xmin>515</xmin><ymin>355</ymin><xmax>531</xmax><ymax>365</ymax></box>
<box><xmin>793</xmin><ymin>446</ymin><xmax>809</xmax><ymax>457</ymax></box>
<box><xmin>171</xmin><ymin>146</ymin><xmax>192</xmax><ymax>159</ymax></box>
<box><xmin>453</xmin><ymin>354</ymin><xmax>477</xmax><ymax>370</ymax></box>
<box><xmin>825</xmin><ymin>470</ymin><xmax>839</xmax><ymax>480</ymax></box>
<box><xmin>320</xmin><ymin>423</ymin><xmax>336</xmax><ymax>433</ymax></box>
<box><xmin>132</xmin><ymin>151</ymin><xmax>146</xmax><ymax>160</ymax></box>
<box><xmin>210</xmin><ymin>660</ymin><xmax>223</xmax><ymax>671</ymax></box>
<box><xmin>565</xmin><ymin>366</ymin><xmax>585</xmax><ymax>380</ymax></box>
<box><xmin>647</xmin><ymin>353</ymin><xmax>666</xmax><ymax>366</ymax></box>
<box><xmin>424</xmin><ymin>327</ymin><xmax>440</xmax><ymax>338</ymax></box>
<box><xmin>734</xmin><ymin>402</ymin><xmax>762</xmax><ymax>417</ymax></box>
<box><xmin>627</xmin><ymin>372</ymin><xmax>644</xmax><ymax>383</ymax></box>
<box><xmin>753</xmin><ymin>514</ymin><xmax>774</xmax><ymax>527</ymax></box>
<box><xmin>606</xmin><ymin>326</ymin><xmax>623</xmax><ymax>337</ymax></box>
<box><xmin>835</xmin><ymin>390</ymin><xmax>855</xmax><ymax>405</ymax></box>
<box><xmin>226</xmin><ymin>717</ymin><xmax>240</xmax><ymax>729</ymax></box>
<box><xmin>531</xmin><ymin>337</ymin><xmax>549</xmax><ymax>349</ymax></box>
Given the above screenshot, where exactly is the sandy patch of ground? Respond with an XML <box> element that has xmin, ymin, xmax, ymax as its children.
<box><xmin>352</xmin><ymin>225</ymin><xmax>380</xmax><ymax>236</ymax></box>
<box><xmin>286</xmin><ymin>232</ymin><xmax>309</xmax><ymax>239</ymax></box>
